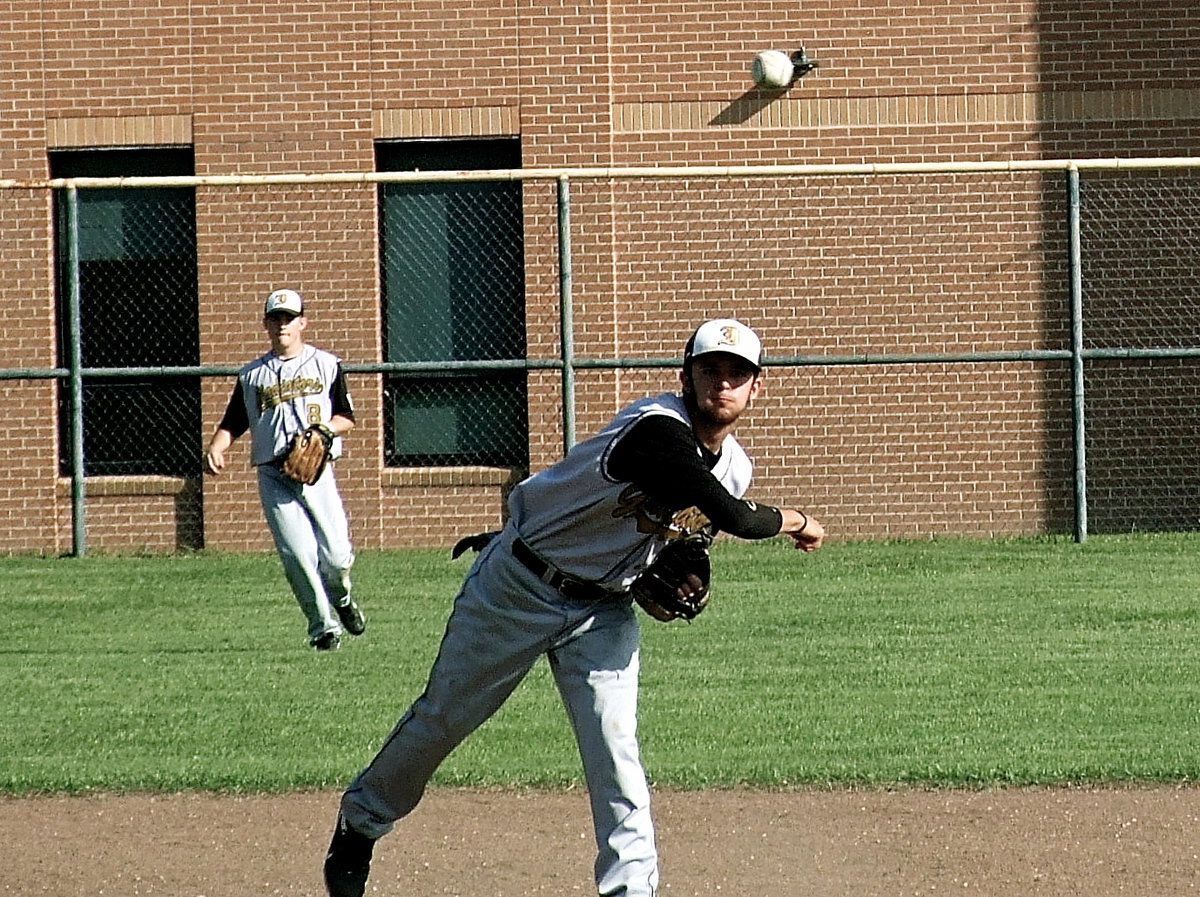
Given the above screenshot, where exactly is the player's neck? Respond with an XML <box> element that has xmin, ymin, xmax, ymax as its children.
<box><xmin>693</xmin><ymin>423</ymin><xmax>732</xmax><ymax>454</ymax></box>
<box><xmin>272</xmin><ymin>342</ymin><xmax>306</xmax><ymax>360</ymax></box>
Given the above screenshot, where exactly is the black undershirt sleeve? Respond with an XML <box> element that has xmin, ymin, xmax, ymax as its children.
<box><xmin>217</xmin><ymin>381</ymin><xmax>250</xmax><ymax>439</ymax></box>
<box><xmin>331</xmin><ymin>364</ymin><xmax>356</xmax><ymax>422</ymax></box>
<box><xmin>607</xmin><ymin>413</ymin><xmax>783</xmax><ymax>540</ymax></box>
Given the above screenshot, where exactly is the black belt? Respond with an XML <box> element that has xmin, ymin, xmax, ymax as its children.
<box><xmin>512</xmin><ymin>537</ymin><xmax>613</xmax><ymax>603</ymax></box>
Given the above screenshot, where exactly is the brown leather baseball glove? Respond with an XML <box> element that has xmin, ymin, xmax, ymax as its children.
<box><xmin>280</xmin><ymin>424</ymin><xmax>335</xmax><ymax>485</ymax></box>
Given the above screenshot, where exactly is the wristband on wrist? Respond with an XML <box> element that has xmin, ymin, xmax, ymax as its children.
<box><xmin>797</xmin><ymin>511</ymin><xmax>808</xmax><ymax>534</ymax></box>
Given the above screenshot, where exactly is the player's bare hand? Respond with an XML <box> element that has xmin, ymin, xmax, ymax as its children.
<box><xmin>675</xmin><ymin>572</ymin><xmax>705</xmax><ymax>601</ymax></box>
<box><xmin>783</xmin><ymin>511</ymin><xmax>825</xmax><ymax>552</ymax></box>
<box><xmin>204</xmin><ymin>430</ymin><xmax>234</xmax><ymax>476</ymax></box>
<box><xmin>204</xmin><ymin>449</ymin><xmax>225</xmax><ymax>476</ymax></box>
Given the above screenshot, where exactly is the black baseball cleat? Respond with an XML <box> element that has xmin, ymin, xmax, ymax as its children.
<box><xmin>312</xmin><ymin>632</ymin><xmax>341</xmax><ymax>652</ymax></box>
<box><xmin>324</xmin><ymin>813</ymin><xmax>376</xmax><ymax>897</ymax></box>
<box><xmin>334</xmin><ymin>598</ymin><xmax>366</xmax><ymax>636</ymax></box>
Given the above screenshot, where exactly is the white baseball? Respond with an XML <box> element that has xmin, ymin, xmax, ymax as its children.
<box><xmin>750</xmin><ymin>50</ymin><xmax>794</xmax><ymax>89</ymax></box>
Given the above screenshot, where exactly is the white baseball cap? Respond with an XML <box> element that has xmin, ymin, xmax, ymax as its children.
<box><xmin>264</xmin><ymin>288</ymin><xmax>304</xmax><ymax>317</ymax></box>
<box><xmin>684</xmin><ymin>319</ymin><xmax>763</xmax><ymax>370</ymax></box>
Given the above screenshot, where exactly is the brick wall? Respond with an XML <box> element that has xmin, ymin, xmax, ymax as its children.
<box><xmin>1</xmin><ymin>1</ymin><xmax>1198</xmax><ymax>553</ymax></box>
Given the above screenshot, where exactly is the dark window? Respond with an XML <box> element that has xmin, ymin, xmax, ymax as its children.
<box><xmin>377</xmin><ymin>139</ymin><xmax>528</xmax><ymax>468</ymax></box>
<box><xmin>52</xmin><ymin>147</ymin><xmax>200</xmax><ymax>477</ymax></box>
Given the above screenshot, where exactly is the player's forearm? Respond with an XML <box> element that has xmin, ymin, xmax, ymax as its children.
<box><xmin>328</xmin><ymin>415</ymin><xmax>355</xmax><ymax>437</ymax></box>
<box><xmin>778</xmin><ymin>508</ymin><xmax>809</xmax><ymax>534</ymax></box>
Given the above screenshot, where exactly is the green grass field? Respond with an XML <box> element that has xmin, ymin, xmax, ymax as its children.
<box><xmin>3</xmin><ymin>534</ymin><xmax>1198</xmax><ymax>795</ymax></box>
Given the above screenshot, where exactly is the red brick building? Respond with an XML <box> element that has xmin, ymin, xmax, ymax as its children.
<box><xmin>2</xmin><ymin>1</ymin><xmax>1199</xmax><ymax>554</ymax></box>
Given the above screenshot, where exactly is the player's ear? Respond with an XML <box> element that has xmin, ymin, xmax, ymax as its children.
<box><xmin>679</xmin><ymin>365</ymin><xmax>694</xmax><ymax>396</ymax></box>
<box><xmin>746</xmin><ymin>370</ymin><xmax>763</xmax><ymax>402</ymax></box>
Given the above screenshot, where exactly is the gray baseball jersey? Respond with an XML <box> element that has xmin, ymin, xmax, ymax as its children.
<box><xmin>236</xmin><ymin>345</ymin><xmax>348</xmax><ymax>465</ymax></box>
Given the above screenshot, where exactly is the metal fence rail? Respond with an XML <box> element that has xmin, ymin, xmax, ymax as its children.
<box><xmin>2</xmin><ymin>158</ymin><xmax>1199</xmax><ymax>554</ymax></box>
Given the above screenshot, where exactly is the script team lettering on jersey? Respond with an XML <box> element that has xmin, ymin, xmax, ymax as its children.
<box><xmin>258</xmin><ymin>376</ymin><xmax>325</xmax><ymax>411</ymax></box>
<box><xmin>612</xmin><ymin>484</ymin><xmax>711</xmax><ymax>539</ymax></box>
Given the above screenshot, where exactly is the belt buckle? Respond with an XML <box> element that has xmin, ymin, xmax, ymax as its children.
<box><xmin>560</xmin><ymin>576</ymin><xmax>605</xmax><ymax>603</ymax></box>
<box><xmin>558</xmin><ymin>578</ymin><xmax>586</xmax><ymax>602</ymax></box>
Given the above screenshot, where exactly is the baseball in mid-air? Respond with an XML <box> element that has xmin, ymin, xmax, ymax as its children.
<box><xmin>750</xmin><ymin>50</ymin><xmax>795</xmax><ymax>89</ymax></box>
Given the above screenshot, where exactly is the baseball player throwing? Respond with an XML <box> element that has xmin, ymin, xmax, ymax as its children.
<box><xmin>204</xmin><ymin>288</ymin><xmax>364</xmax><ymax>651</ymax></box>
<box><xmin>323</xmin><ymin>318</ymin><xmax>824</xmax><ymax>896</ymax></box>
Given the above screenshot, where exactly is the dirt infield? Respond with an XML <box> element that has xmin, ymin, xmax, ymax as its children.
<box><xmin>6</xmin><ymin>785</ymin><xmax>1199</xmax><ymax>896</ymax></box>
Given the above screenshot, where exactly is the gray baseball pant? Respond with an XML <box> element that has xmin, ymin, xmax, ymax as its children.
<box><xmin>257</xmin><ymin>463</ymin><xmax>354</xmax><ymax>642</ymax></box>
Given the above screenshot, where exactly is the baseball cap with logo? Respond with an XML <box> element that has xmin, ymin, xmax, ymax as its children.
<box><xmin>264</xmin><ymin>288</ymin><xmax>304</xmax><ymax>317</ymax></box>
<box><xmin>683</xmin><ymin>318</ymin><xmax>763</xmax><ymax>371</ymax></box>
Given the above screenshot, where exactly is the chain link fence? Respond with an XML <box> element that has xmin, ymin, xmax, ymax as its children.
<box><xmin>2</xmin><ymin>160</ymin><xmax>1199</xmax><ymax>554</ymax></box>
<box><xmin>1078</xmin><ymin>169</ymin><xmax>1200</xmax><ymax>532</ymax></box>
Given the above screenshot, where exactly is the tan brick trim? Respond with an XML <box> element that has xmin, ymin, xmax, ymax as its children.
<box><xmin>373</xmin><ymin>106</ymin><xmax>520</xmax><ymax>140</ymax></box>
<box><xmin>46</xmin><ymin>115</ymin><xmax>193</xmax><ymax>148</ymax></box>
<box><xmin>616</xmin><ymin>87</ymin><xmax>1200</xmax><ymax>133</ymax></box>
<box><xmin>383</xmin><ymin>466</ymin><xmax>524</xmax><ymax>488</ymax></box>
<box><xmin>56</xmin><ymin>476</ymin><xmax>197</xmax><ymax>496</ymax></box>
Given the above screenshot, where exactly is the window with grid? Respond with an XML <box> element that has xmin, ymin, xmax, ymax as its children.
<box><xmin>377</xmin><ymin>139</ymin><xmax>529</xmax><ymax>468</ymax></box>
<box><xmin>51</xmin><ymin>147</ymin><xmax>200</xmax><ymax>477</ymax></box>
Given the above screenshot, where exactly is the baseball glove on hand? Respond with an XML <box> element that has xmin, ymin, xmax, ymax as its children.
<box><xmin>631</xmin><ymin>534</ymin><xmax>713</xmax><ymax>623</ymax></box>
<box><xmin>280</xmin><ymin>424</ymin><xmax>335</xmax><ymax>485</ymax></box>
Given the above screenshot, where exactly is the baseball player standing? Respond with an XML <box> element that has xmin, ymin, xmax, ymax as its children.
<box><xmin>204</xmin><ymin>288</ymin><xmax>364</xmax><ymax>651</ymax></box>
<box><xmin>323</xmin><ymin>319</ymin><xmax>825</xmax><ymax>896</ymax></box>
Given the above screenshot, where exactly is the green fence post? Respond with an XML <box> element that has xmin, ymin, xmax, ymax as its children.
<box><xmin>1067</xmin><ymin>166</ymin><xmax>1087</xmax><ymax>543</ymax></box>
<box><xmin>65</xmin><ymin>185</ymin><xmax>87</xmax><ymax>556</ymax></box>
<box><xmin>557</xmin><ymin>175</ymin><xmax>576</xmax><ymax>454</ymax></box>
